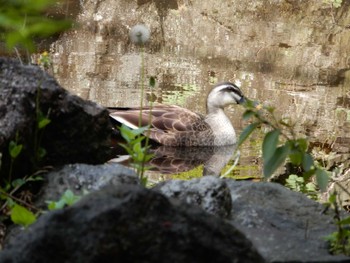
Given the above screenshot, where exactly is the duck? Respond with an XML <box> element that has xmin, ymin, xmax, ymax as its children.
<box><xmin>109</xmin><ymin>82</ymin><xmax>245</xmax><ymax>146</ymax></box>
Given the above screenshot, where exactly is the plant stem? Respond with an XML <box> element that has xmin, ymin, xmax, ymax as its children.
<box><xmin>139</xmin><ymin>45</ymin><xmax>145</xmax><ymax>128</ymax></box>
<box><xmin>0</xmin><ymin>189</ymin><xmax>41</xmax><ymax>213</ymax></box>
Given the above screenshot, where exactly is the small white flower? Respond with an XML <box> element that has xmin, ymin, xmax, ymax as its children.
<box><xmin>129</xmin><ymin>24</ymin><xmax>150</xmax><ymax>45</ymax></box>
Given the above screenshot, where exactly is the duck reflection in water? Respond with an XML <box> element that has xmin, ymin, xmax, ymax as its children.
<box><xmin>110</xmin><ymin>144</ymin><xmax>238</xmax><ymax>177</ymax></box>
<box><xmin>149</xmin><ymin>145</ymin><xmax>238</xmax><ymax>176</ymax></box>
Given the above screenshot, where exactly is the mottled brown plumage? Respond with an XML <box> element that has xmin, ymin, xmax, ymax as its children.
<box><xmin>109</xmin><ymin>82</ymin><xmax>245</xmax><ymax>146</ymax></box>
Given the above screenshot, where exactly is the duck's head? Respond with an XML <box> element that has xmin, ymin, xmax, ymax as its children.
<box><xmin>207</xmin><ymin>82</ymin><xmax>245</xmax><ymax>112</ymax></box>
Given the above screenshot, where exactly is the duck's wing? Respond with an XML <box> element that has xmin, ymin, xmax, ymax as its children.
<box><xmin>109</xmin><ymin>105</ymin><xmax>208</xmax><ymax>131</ymax></box>
<box><xmin>109</xmin><ymin>105</ymin><xmax>211</xmax><ymax>144</ymax></box>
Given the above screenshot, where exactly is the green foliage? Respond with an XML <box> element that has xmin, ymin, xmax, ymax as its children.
<box><xmin>37</xmin><ymin>111</ymin><xmax>51</xmax><ymax>129</ymax></box>
<box><xmin>0</xmin><ymin>88</ymin><xmax>51</xmax><ymax>228</ymax></box>
<box><xmin>8</xmin><ymin>133</ymin><xmax>23</xmax><ymax>182</ymax></box>
<box><xmin>239</xmin><ymin>98</ymin><xmax>329</xmax><ymax>191</ymax></box>
<box><xmin>0</xmin><ymin>0</ymin><xmax>72</xmax><ymax>52</ymax></box>
<box><xmin>32</xmin><ymin>88</ymin><xmax>51</xmax><ymax>168</ymax></box>
<box><xmin>47</xmin><ymin>189</ymin><xmax>81</xmax><ymax>210</ymax></box>
<box><xmin>323</xmin><ymin>0</ymin><xmax>342</xmax><ymax>8</ymax></box>
<box><xmin>119</xmin><ymin>124</ymin><xmax>154</xmax><ymax>185</ymax></box>
<box><xmin>10</xmin><ymin>204</ymin><xmax>36</xmax><ymax>228</ymax></box>
<box><xmin>325</xmin><ymin>193</ymin><xmax>350</xmax><ymax>255</ymax></box>
<box><xmin>237</xmin><ymin>123</ymin><xmax>259</xmax><ymax>146</ymax></box>
<box><xmin>0</xmin><ymin>172</ymin><xmax>43</xmax><ymax>228</ymax></box>
<box><xmin>149</xmin><ymin>76</ymin><xmax>156</xmax><ymax>88</ymax></box>
<box><xmin>9</xmin><ymin>140</ymin><xmax>23</xmax><ymax>159</ymax></box>
<box><xmin>285</xmin><ymin>174</ymin><xmax>317</xmax><ymax>200</ymax></box>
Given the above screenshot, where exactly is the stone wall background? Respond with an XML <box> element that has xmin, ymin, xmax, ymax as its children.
<box><xmin>52</xmin><ymin>0</ymin><xmax>350</xmax><ymax>100</ymax></box>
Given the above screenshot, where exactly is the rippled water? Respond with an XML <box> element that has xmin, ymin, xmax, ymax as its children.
<box><xmin>49</xmin><ymin>1</ymin><xmax>350</xmax><ymax>182</ymax></box>
<box><xmin>57</xmin><ymin>49</ymin><xmax>350</xmax><ymax>181</ymax></box>
<box><xmin>104</xmin><ymin>68</ymin><xmax>350</xmax><ymax>181</ymax></box>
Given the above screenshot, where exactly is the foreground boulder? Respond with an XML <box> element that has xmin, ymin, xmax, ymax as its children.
<box><xmin>1</xmin><ymin>162</ymin><xmax>350</xmax><ymax>262</ymax></box>
<box><xmin>150</xmin><ymin>176</ymin><xmax>350</xmax><ymax>262</ymax></box>
<box><xmin>154</xmin><ymin>176</ymin><xmax>232</xmax><ymax>218</ymax></box>
<box><xmin>35</xmin><ymin>163</ymin><xmax>139</xmax><ymax>208</ymax></box>
<box><xmin>0</xmin><ymin>184</ymin><xmax>265</xmax><ymax>263</ymax></box>
<box><xmin>0</xmin><ymin>57</ymin><xmax>112</xmax><ymax>179</ymax></box>
<box><xmin>225</xmin><ymin>180</ymin><xmax>350</xmax><ymax>262</ymax></box>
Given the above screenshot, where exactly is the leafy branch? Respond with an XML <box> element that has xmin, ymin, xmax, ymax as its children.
<box><xmin>119</xmin><ymin>125</ymin><xmax>154</xmax><ymax>185</ymax></box>
<box><xmin>0</xmin><ymin>0</ymin><xmax>72</xmax><ymax>52</ymax></box>
<box><xmin>238</xmin><ymin>98</ymin><xmax>329</xmax><ymax>191</ymax></box>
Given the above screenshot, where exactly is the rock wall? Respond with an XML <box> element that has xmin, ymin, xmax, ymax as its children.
<box><xmin>51</xmin><ymin>0</ymin><xmax>350</xmax><ymax>101</ymax></box>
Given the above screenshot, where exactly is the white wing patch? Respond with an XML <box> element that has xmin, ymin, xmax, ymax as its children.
<box><xmin>109</xmin><ymin>115</ymin><xmax>139</xmax><ymax>130</ymax></box>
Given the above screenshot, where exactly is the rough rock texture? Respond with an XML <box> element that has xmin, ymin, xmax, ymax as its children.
<box><xmin>148</xmin><ymin>176</ymin><xmax>350</xmax><ymax>262</ymax></box>
<box><xmin>0</xmin><ymin>184</ymin><xmax>265</xmax><ymax>263</ymax></box>
<box><xmin>226</xmin><ymin>180</ymin><xmax>350</xmax><ymax>262</ymax></box>
<box><xmin>35</xmin><ymin>163</ymin><xmax>139</xmax><ymax>209</ymax></box>
<box><xmin>0</xmin><ymin>57</ymin><xmax>112</xmax><ymax>179</ymax></box>
<box><xmin>153</xmin><ymin>176</ymin><xmax>232</xmax><ymax>218</ymax></box>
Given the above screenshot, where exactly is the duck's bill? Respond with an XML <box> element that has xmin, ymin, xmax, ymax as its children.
<box><xmin>238</xmin><ymin>96</ymin><xmax>246</xmax><ymax>104</ymax></box>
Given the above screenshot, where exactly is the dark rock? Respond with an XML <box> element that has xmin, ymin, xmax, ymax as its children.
<box><xmin>3</xmin><ymin>163</ymin><xmax>140</xmax><ymax>248</ymax></box>
<box><xmin>226</xmin><ymin>180</ymin><xmax>350</xmax><ymax>262</ymax></box>
<box><xmin>153</xmin><ymin>176</ymin><xmax>232</xmax><ymax>218</ymax></box>
<box><xmin>35</xmin><ymin>163</ymin><xmax>139</xmax><ymax>209</ymax></box>
<box><xmin>0</xmin><ymin>184</ymin><xmax>265</xmax><ymax>263</ymax></box>
<box><xmin>0</xmin><ymin>57</ymin><xmax>112</xmax><ymax>180</ymax></box>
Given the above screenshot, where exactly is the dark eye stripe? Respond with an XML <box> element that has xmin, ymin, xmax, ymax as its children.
<box><xmin>219</xmin><ymin>82</ymin><xmax>243</xmax><ymax>97</ymax></box>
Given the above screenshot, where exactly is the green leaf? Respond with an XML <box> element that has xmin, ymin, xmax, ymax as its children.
<box><xmin>238</xmin><ymin>122</ymin><xmax>259</xmax><ymax>146</ymax></box>
<box><xmin>119</xmin><ymin>143</ymin><xmax>133</xmax><ymax>155</ymax></box>
<box><xmin>47</xmin><ymin>190</ymin><xmax>81</xmax><ymax>210</ymax></box>
<box><xmin>37</xmin><ymin>147</ymin><xmax>47</xmax><ymax>159</ymax></box>
<box><xmin>47</xmin><ymin>199</ymin><xmax>66</xmax><ymax>210</ymax></box>
<box><xmin>302</xmin><ymin>153</ymin><xmax>314</xmax><ymax>172</ymax></box>
<box><xmin>130</xmin><ymin>136</ymin><xmax>145</xmax><ymax>146</ymax></box>
<box><xmin>297</xmin><ymin>138</ymin><xmax>308</xmax><ymax>152</ymax></box>
<box><xmin>289</xmin><ymin>151</ymin><xmax>303</xmax><ymax>165</ymax></box>
<box><xmin>242</xmin><ymin>98</ymin><xmax>257</xmax><ymax>109</ymax></box>
<box><xmin>140</xmin><ymin>176</ymin><xmax>148</xmax><ymax>186</ymax></box>
<box><xmin>133</xmin><ymin>142</ymin><xmax>142</xmax><ymax>153</ymax></box>
<box><xmin>328</xmin><ymin>193</ymin><xmax>337</xmax><ymax>204</ymax></box>
<box><xmin>338</xmin><ymin>217</ymin><xmax>350</xmax><ymax>225</ymax></box>
<box><xmin>262</xmin><ymin>129</ymin><xmax>280</xmax><ymax>163</ymax></box>
<box><xmin>11</xmin><ymin>204</ymin><xmax>36</xmax><ymax>227</ymax></box>
<box><xmin>6</xmin><ymin>197</ymin><xmax>15</xmax><ymax>207</ymax></box>
<box><xmin>9</xmin><ymin>141</ymin><xmax>23</xmax><ymax>158</ymax></box>
<box><xmin>120</xmin><ymin>124</ymin><xmax>136</xmax><ymax>142</ymax></box>
<box><xmin>263</xmin><ymin>144</ymin><xmax>290</xmax><ymax>178</ymax></box>
<box><xmin>131</xmin><ymin>126</ymin><xmax>150</xmax><ymax>137</ymax></box>
<box><xmin>242</xmin><ymin>110</ymin><xmax>255</xmax><ymax>120</ymax></box>
<box><xmin>149</xmin><ymin>76</ymin><xmax>156</xmax><ymax>87</ymax></box>
<box><xmin>62</xmin><ymin>190</ymin><xmax>80</xmax><ymax>206</ymax></box>
<box><xmin>285</xmin><ymin>174</ymin><xmax>303</xmax><ymax>191</ymax></box>
<box><xmin>315</xmin><ymin>168</ymin><xmax>329</xmax><ymax>192</ymax></box>
<box><xmin>11</xmin><ymin>179</ymin><xmax>26</xmax><ymax>188</ymax></box>
<box><xmin>38</xmin><ymin>117</ymin><xmax>51</xmax><ymax>129</ymax></box>
<box><xmin>5</xmin><ymin>30</ymin><xmax>34</xmax><ymax>50</ymax></box>
<box><xmin>143</xmin><ymin>153</ymin><xmax>154</xmax><ymax>162</ymax></box>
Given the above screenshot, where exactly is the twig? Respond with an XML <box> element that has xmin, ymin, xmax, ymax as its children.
<box><xmin>0</xmin><ymin>189</ymin><xmax>41</xmax><ymax>212</ymax></box>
